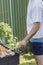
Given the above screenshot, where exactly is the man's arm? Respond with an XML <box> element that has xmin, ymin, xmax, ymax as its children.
<box><xmin>23</xmin><ymin>22</ymin><xmax>40</xmax><ymax>42</ymax></box>
<box><xmin>17</xmin><ymin>22</ymin><xmax>40</xmax><ymax>48</ymax></box>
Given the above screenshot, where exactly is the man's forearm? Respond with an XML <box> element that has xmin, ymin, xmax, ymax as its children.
<box><xmin>23</xmin><ymin>22</ymin><xmax>40</xmax><ymax>42</ymax></box>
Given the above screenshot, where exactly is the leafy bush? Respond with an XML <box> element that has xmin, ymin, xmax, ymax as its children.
<box><xmin>0</xmin><ymin>22</ymin><xmax>32</xmax><ymax>54</ymax></box>
<box><xmin>0</xmin><ymin>22</ymin><xmax>18</xmax><ymax>49</ymax></box>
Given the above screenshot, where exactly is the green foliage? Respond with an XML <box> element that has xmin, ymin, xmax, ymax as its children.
<box><xmin>0</xmin><ymin>22</ymin><xmax>18</xmax><ymax>49</ymax></box>
<box><xmin>0</xmin><ymin>22</ymin><xmax>11</xmax><ymax>37</ymax></box>
<box><xmin>0</xmin><ymin>22</ymin><xmax>32</xmax><ymax>53</ymax></box>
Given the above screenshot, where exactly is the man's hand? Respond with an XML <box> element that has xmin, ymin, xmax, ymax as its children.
<box><xmin>17</xmin><ymin>40</ymin><xmax>27</xmax><ymax>49</ymax></box>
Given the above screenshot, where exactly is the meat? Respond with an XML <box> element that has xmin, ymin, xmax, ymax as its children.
<box><xmin>0</xmin><ymin>45</ymin><xmax>15</xmax><ymax>58</ymax></box>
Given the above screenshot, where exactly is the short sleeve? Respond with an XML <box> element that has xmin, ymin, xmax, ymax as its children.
<box><xmin>32</xmin><ymin>6</ymin><xmax>42</xmax><ymax>23</ymax></box>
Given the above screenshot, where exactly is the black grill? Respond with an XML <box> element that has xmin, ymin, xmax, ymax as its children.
<box><xmin>0</xmin><ymin>53</ymin><xmax>19</xmax><ymax>65</ymax></box>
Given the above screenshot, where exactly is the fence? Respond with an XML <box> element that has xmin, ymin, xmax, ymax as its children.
<box><xmin>0</xmin><ymin>0</ymin><xmax>29</xmax><ymax>40</ymax></box>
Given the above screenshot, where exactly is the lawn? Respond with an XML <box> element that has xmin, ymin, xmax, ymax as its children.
<box><xmin>19</xmin><ymin>53</ymin><xmax>37</xmax><ymax>65</ymax></box>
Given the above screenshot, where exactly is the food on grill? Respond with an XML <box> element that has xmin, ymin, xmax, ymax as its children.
<box><xmin>0</xmin><ymin>45</ymin><xmax>15</xmax><ymax>58</ymax></box>
<box><xmin>0</xmin><ymin>45</ymin><xmax>7</xmax><ymax>51</ymax></box>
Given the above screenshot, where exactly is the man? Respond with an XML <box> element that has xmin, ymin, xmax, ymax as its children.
<box><xmin>18</xmin><ymin>0</ymin><xmax>43</xmax><ymax>65</ymax></box>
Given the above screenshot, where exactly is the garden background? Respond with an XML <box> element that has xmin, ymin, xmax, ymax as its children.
<box><xmin>0</xmin><ymin>0</ymin><xmax>36</xmax><ymax>65</ymax></box>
